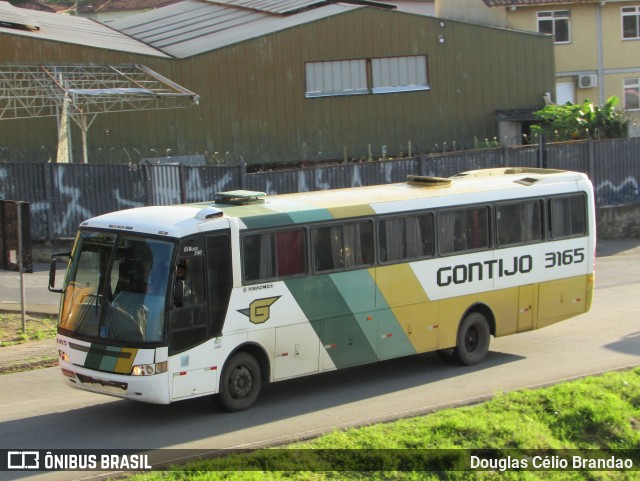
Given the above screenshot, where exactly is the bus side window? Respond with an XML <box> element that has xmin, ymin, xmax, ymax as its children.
<box><xmin>439</xmin><ymin>211</ymin><xmax>467</xmax><ymax>254</ymax></box>
<box><xmin>242</xmin><ymin>233</ymin><xmax>274</xmax><ymax>281</ymax></box>
<box><xmin>174</xmin><ymin>257</ymin><xmax>204</xmax><ymax>307</ymax></box>
<box><xmin>313</xmin><ymin>226</ymin><xmax>342</xmax><ymax>271</ymax></box>
<box><xmin>313</xmin><ymin>221</ymin><xmax>373</xmax><ymax>272</ymax></box>
<box><xmin>344</xmin><ymin>221</ymin><xmax>373</xmax><ymax>267</ymax></box>
<box><xmin>408</xmin><ymin>213</ymin><xmax>435</xmax><ymax>258</ymax></box>
<box><xmin>439</xmin><ymin>207</ymin><xmax>489</xmax><ymax>254</ymax></box>
<box><xmin>379</xmin><ymin>217</ymin><xmax>406</xmax><ymax>262</ymax></box>
<box><xmin>276</xmin><ymin>230</ymin><xmax>306</xmax><ymax>276</ymax></box>
<box><xmin>466</xmin><ymin>207</ymin><xmax>489</xmax><ymax>250</ymax></box>
<box><xmin>379</xmin><ymin>213</ymin><xmax>434</xmax><ymax>262</ymax></box>
<box><xmin>242</xmin><ymin>228</ymin><xmax>306</xmax><ymax>282</ymax></box>
<box><xmin>497</xmin><ymin>200</ymin><xmax>543</xmax><ymax>247</ymax></box>
<box><xmin>549</xmin><ymin>195</ymin><xmax>586</xmax><ymax>238</ymax></box>
<box><xmin>497</xmin><ymin>203</ymin><xmax>522</xmax><ymax>246</ymax></box>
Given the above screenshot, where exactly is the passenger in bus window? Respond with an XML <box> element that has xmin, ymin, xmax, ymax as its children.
<box><xmin>174</xmin><ymin>262</ymin><xmax>191</xmax><ymax>307</ymax></box>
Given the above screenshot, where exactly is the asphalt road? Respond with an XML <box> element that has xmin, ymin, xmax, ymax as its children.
<box><xmin>0</xmin><ymin>263</ymin><xmax>64</xmax><ymax>315</ymax></box>
<box><xmin>1</xmin><ymin>241</ymin><xmax>639</xmax><ymax>481</ymax></box>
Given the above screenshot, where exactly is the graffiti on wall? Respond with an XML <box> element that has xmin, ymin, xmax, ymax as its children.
<box><xmin>596</xmin><ymin>177</ymin><xmax>640</xmax><ymax>206</ymax></box>
<box><xmin>3</xmin><ymin>138</ymin><xmax>640</xmax><ymax>240</ymax></box>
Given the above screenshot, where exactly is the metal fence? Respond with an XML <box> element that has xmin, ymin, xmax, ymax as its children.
<box><xmin>1</xmin><ymin>138</ymin><xmax>639</xmax><ymax>240</ymax></box>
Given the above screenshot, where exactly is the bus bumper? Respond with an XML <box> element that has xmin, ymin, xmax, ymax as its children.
<box><xmin>59</xmin><ymin>361</ymin><xmax>171</xmax><ymax>404</ymax></box>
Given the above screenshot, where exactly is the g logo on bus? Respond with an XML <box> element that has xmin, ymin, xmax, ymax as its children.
<box><xmin>239</xmin><ymin>296</ymin><xmax>281</xmax><ymax>324</ymax></box>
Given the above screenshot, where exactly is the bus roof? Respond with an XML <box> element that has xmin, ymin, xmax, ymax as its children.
<box><xmin>81</xmin><ymin>168</ymin><xmax>591</xmax><ymax>237</ymax></box>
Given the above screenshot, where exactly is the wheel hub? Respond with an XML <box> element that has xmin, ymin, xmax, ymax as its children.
<box><xmin>465</xmin><ymin>327</ymin><xmax>478</xmax><ymax>351</ymax></box>
<box><xmin>231</xmin><ymin>366</ymin><xmax>252</xmax><ymax>398</ymax></box>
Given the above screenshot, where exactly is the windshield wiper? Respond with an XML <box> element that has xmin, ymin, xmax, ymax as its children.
<box><xmin>73</xmin><ymin>293</ymin><xmax>101</xmax><ymax>336</ymax></box>
<box><xmin>103</xmin><ymin>299</ymin><xmax>121</xmax><ymax>340</ymax></box>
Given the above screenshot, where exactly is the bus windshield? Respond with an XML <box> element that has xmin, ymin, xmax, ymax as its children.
<box><xmin>59</xmin><ymin>231</ymin><xmax>175</xmax><ymax>344</ymax></box>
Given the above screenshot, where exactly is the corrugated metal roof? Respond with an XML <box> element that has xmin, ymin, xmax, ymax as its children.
<box><xmin>111</xmin><ymin>0</ymin><xmax>361</xmax><ymax>58</ymax></box>
<box><xmin>392</xmin><ymin>2</ymin><xmax>435</xmax><ymax>17</ymax></box>
<box><xmin>208</xmin><ymin>0</ymin><xmax>328</xmax><ymax>15</ymax></box>
<box><xmin>0</xmin><ymin>1</ymin><xmax>168</xmax><ymax>57</ymax></box>
<box><xmin>0</xmin><ymin>2</ymin><xmax>40</xmax><ymax>31</ymax></box>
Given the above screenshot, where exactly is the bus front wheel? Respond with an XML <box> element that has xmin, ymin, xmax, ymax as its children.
<box><xmin>218</xmin><ymin>352</ymin><xmax>262</xmax><ymax>412</ymax></box>
<box><xmin>454</xmin><ymin>312</ymin><xmax>490</xmax><ymax>366</ymax></box>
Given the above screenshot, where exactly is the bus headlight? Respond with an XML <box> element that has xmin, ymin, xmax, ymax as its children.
<box><xmin>131</xmin><ymin>361</ymin><xmax>168</xmax><ymax>376</ymax></box>
<box><xmin>59</xmin><ymin>350</ymin><xmax>70</xmax><ymax>363</ymax></box>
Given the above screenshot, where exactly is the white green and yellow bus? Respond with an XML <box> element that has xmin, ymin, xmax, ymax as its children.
<box><xmin>50</xmin><ymin>167</ymin><xmax>595</xmax><ymax>412</ymax></box>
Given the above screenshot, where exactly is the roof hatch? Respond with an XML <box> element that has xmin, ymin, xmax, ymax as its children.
<box><xmin>214</xmin><ymin>190</ymin><xmax>266</xmax><ymax>205</ymax></box>
<box><xmin>195</xmin><ymin>205</ymin><xmax>224</xmax><ymax>220</ymax></box>
<box><xmin>514</xmin><ymin>177</ymin><xmax>541</xmax><ymax>186</ymax></box>
<box><xmin>407</xmin><ymin>175</ymin><xmax>452</xmax><ymax>187</ymax></box>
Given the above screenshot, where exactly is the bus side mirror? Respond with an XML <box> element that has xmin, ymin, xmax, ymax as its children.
<box><xmin>49</xmin><ymin>252</ymin><xmax>70</xmax><ymax>293</ymax></box>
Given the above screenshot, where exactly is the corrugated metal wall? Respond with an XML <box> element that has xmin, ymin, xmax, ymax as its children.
<box><xmin>148</xmin><ymin>165</ymin><xmax>182</xmax><ymax>205</ymax></box>
<box><xmin>1</xmin><ymin>138</ymin><xmax>639</xmax><ymax>240</ymax></box>
<box><xmin>49</xmin><ymin>164</ymin><xmax>148</xmax><ymax>238</ymax></box>
<box><xmin>591</xmin><ymin>140</ymin><xmax>640</xmax><ymax>205</ymax></box>
<box><xmin>0</xmin><ymin>163</ymin><xmax>50</xmax><ymax>239</ymax></box>
<box><xmin>182</xmin><ymin>165</ymin><xmax>243</xmax><ymax>203</ymax></box>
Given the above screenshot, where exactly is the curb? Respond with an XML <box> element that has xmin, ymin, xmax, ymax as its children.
<box><xmin>0</xmin><ymin>338</ymin><xmax>58</xmax><ymax>374</ymax></box>
<box><xmin>0</xmin><ymin>304</ymin><xmax>59</xmax><ymax>317</ymax></box>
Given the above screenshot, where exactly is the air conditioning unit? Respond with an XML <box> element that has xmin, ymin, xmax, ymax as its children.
<box><xmin>578</xmin><ymin>74</ymin><xmax>598</xmax><ymax>89</ymax></box>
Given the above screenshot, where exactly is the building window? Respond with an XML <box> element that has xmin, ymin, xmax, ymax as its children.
<box><xmin>555</xmin><ymin>82</ymin><xmax>574</xmax><ymax>105</ymax></box>
<box><xmin>537</xmin><ymin>10</ymin><xmax>571</xmax><ymax>44</ymax></box>
<box><xmin>622</xmin><ymin>6</ymin><xmax>640</xmax><ymax>39</ymax></box>
<box><xmin>305</xmin><ymin>59</ymin><xmax>368</xmax><ymax>98</ymax></box>
<box><xmin>371</xmin><ymin>56</ymin><xmax>429</xmax><ymax>94</ymax></box>
<box><xmin>624</xmin><ymin>78</ymin><xmax>640</xmax><ymax>110</ymax></box>
<box><xmin>305</xmin><ymin>56</ymin><xmax>429</xmax><ymax>98</ymax></box>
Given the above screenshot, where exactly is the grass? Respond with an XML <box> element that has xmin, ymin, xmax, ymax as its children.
<box><xmin>0</xmin><ymin>312</ymin><xmax>57</xmax><ymax>346</ymax></box>
<box><xmin>125</xmin><ymin>367</ymin><xmax>640</xmax><ymax>481</ymax></box>
<box><xmin>0</xmin><ymin>312</ymin><xmax>58</xmax><ymax>373</ymax></box>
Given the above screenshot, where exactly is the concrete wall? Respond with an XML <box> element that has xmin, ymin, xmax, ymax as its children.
<box><xmin>597</xmin><ymin>202</ymin><xmax>640</xmax><ymax>239</ymax></box>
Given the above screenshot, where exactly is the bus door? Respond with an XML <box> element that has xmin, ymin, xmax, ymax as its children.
<box><xmin>170</xmin><ymin>232</ymin><xmax>233</xmax><ymax>399</ymax></box>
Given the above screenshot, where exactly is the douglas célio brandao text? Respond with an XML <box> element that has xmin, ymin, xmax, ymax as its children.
<box><xmin>470</xmin><ymin>454</ymin><xmax>634</xmax><ymax>472</ymax></box>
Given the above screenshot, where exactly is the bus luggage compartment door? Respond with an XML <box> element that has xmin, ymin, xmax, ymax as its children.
<box><xmin>517</xmin><ymin>284</ymin><xmax>535</xmax><ymax>332</ymax></box>
<box><xmin>537</xmin><ymin>275</ymin><xmax>588</xmax><ymax>328</ymax></box>
<box><xmin>171</xmin><ymin>346</ymin><xmax>218</xmax><ymax>400</ymax></box>
<box><xmin>273</xmin><ymin>323</ymin><xmax>321</xmax><ymax>380</ymax></box>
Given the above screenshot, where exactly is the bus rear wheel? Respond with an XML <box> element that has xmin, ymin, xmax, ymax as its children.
<box><xmin>218</xmin><ymin>352</ymin><xmax>261</xmax><ymax>412</ymax></box>
<box><xmin>454</xmin><ymin>312</ymin><xmax>491</xmax><ymax>366</ymax></box>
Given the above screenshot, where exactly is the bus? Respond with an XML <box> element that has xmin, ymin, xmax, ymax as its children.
<box><xmin>50</xmin><ymin>167</ymin><xmax>595</xmax><ymax>412</ymax></box>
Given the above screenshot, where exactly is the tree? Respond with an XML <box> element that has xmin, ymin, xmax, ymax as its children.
<box><xmin>531</xmin><ymin>96</ymin><xmax>628</xmax><ymax>142</ymax></box>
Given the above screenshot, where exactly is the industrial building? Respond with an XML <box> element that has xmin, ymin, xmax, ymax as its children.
<box><xmin>0</xmin><ymin>0</ymin><xmax>554</xmax><ymax>165</ymax></box>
